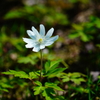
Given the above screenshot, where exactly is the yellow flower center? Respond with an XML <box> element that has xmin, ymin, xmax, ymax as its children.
<box><xmin>38</xmin><ymin>38</ymin><xmax>43</xmax><ymax>43</ymax></box>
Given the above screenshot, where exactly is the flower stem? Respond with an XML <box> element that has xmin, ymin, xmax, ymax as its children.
<box><xmin>40</xmin><ymin>49</ymin><xmax>43</xmax><ymax>81</ymax></box>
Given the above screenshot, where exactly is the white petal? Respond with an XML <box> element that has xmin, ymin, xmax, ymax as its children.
<box><xmin>45</xmin><ymin>41</ymin><xmax>54</xmax><ymax>46</ymax></box>
<box><xmin>40</xmin><ymin>24</ymin><xmax>45</xmax><ymax>36</ymax></box>
<box><xmin>23</xmin><ymin>38</ymin><xmax>34</xmax><ymax>43</ymax></box>
<box><xmin>47</xmin><ymin>35</ymin><xmax>59</xmax><ymax>42</ymax></box>
<box><xmin>32</xmin><ymin>26</ymin><xmax>40</xmax><ymax>37</ymax></box>
<box><xmin>45</xmin><ymin>28</ymin><xmax>54</xmax><ymax>38</ymax></box>
<box><xmin>32</xmin><ymin>45</ymin><xmax>40</xmax><ymax>52</ymax></box>
<box><xmin>45</xmin><ymin>35</ymin><xmax>59</xmax><ymax>46</ymax></box>
<box><xmin>27</xmin><ymin>30</ymin><xmax>36</xmax><ymax>39</ymax></box>
<box><xmin>40</xmin><ymin>44</ymin><xmax>45</xmax><ymax>49</ymax></box>
<box><xmin>25</xmin><ymin>43</ymin><xmax>34</xmax><ymax>48</ymax></box>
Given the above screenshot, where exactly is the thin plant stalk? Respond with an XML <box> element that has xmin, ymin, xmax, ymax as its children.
<box><xmin>87</xmin><ymin>68</ymin><xmax>92</xmax><ymax>100</ymax></box>
<box><xmin>40</xmin><ymin>49</ymin><xmax>43</xmax><ymax>81</ymax></box>
<box><xmin>39</xmin><ymin>50</ymin><xmax>43</xmax><ymax>100</ymax></box>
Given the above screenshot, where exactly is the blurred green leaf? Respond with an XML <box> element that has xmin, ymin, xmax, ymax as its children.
<box><xmin>72</xmin><ymin>24</ymin><xmax>83</xmax><ymax>31</ymax></box>
<box><xmin>3</xmin><ymin>70</ymin><xmax>29</xmax><ymax>79</ymax></box>
<box><xmin>44</xmin><ymin>59</ymin><xmax>66</xmax><ymax>77</ymax></box>
<box><xmin>18</xmin><ymin>57</ymin><xmax>32</xmax><ymax>64</ymax></box>
<box><xmin>44</xmin><ymin>59</ymin><xmax>62</xmax><ymax>72</ymax></box>
<box><xmin>0</xmin><ymin>80</ymin><xmax>13</xmax><ymax>92</ymax></box>
<box><xmin>29</xmin><ymin>72</ymin><xmax>38</xmax><ymax>79</ymax></box>
<box><xmin>68</xmin><ymin>32</ymin><xmax>80</xmax><ymax>39</ymax></box>
<box><xmin>4</xmin><ymin>10</ymin><xmax>23</xmax><ymax>19</ymax></box>
<box><xmin>62</xmin><ymin>77</ymin><xmax>70</xmax><ymax>82</ymax></box>
<box><xmin>34</xmin><ymin>81</ymin><xmax>42</xmax><ymax>86</ymax></box>
<box><xmin>42</xmin><ymin>88</ymin><xmax>56</xmax><ymax>100</ymax></box>
<box><xmin>34</xmin><ymin>81</ymin><xmax>44</xmax><ymax>95</ymax></box>
<box><xmin>71</xmin><ymin>78</ymin><xmax>85</xmax><ymax>85</ymax></box>
<box><xmin>79</xmin><ymin>31</ymin><xmax>90</xmax><ymax>42</ymax></box>
<box><xmin>45</xmin><ymin>82</ymin><xmax>63</xmax><ymax>91</ymax></box>
<box><xmin>34</xmin><ymin>86</ymin><xmax>44</xmax><ymax>95</ymax></box>
<box><xmin>18</xmin><ymin>54</ymin><xmax>38</xmax><ymax>65</ymax></box>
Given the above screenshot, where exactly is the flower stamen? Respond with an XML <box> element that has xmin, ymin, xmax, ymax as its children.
<box><xmin>38</xmin><ymin>38</ymin><xmax>43</xmax><ymax>43</ymax></box>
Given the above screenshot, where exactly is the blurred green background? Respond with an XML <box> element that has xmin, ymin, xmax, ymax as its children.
<box><xmin>1</xmin><ymin>0</ymin><xmax>100</xmax><ymax>100</ymax></box>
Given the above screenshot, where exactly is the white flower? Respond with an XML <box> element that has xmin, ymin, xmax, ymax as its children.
<box><xmin>23</xmin><ymin>24</ymin><xmax>59</xmax><ymax>52</ymax></box>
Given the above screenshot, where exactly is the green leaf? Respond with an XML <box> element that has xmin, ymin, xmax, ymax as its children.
<box><xmin>46</xmin><ymin>68</ymin><xmax>66</xmax><ymax>77</ymax></box>
<box><xmin>33</xmin><ymin>81</ymin><xmax>44</xmax><ymax>95</ymax></box>
<box><xmin>62</xmin><ymin>76</ymin><xmax>70</xmax><ymax>82</ymax></box>
<box><xmin>18</xmin><ymin>57</ymin><xmax>32</xmax><ymax>64</ymax></box>
<box><xmin>0</xmin><ymin>81</ymin><xmax>13</xmax><ymax>92</ymax></box>
<box><xmin>34</xmin><ymin>86</ymin><xmax>44</xmax><ymax>95</ymax></box>
<box><xmin>50</xmin><ymin>59</ymin><xmax>62</xmax><ymax>69</ymax></box>
<box><xmin>0</xmin><ymin>83</ymin><xmax>12</xmax><ymax>89</ymax></box>
<box><xmin>96</xmin><ymin>44</ymin><xmax>100</xmax><ymax>48</ymax></box>
<box><xmin>18</xmin><ymin>55</ymin><xmax>38</xmax><ymax>65</ymax></box>
<box><xmin>42</xmin><ymin>88</ymin><xmax>56</xmax><ymax>100</ymax></box>
<box><xmin>98</xmin><ymin>75</ymin><xmax>100</xmax><ymax>79</ymax></box>
<box><xmin>4</xmin><ymin>10</ymin><xmax>23</xmax><ymax>19</ymax></box>
<box><xmin>44</xmin><ymin>60</ymin><xmax>51</xmax><ymax>73</ymax></box>
<box><xmin>70</xmin><ymin>72</ymin><xmax>81</xmax><ymax>78</ymax></box>
<box><xmin>34</xmin><ymin>81</ymin><xmax>42</xmax><ymax>86</ymax></box>
<box><xmin>72</xmin><ymin>24</ymin><xmax>83</xmax><ymax>31</ymax></box>
<box><xmin>61</xmin><ymin>72</ymin><xmax>86</xmax><ymax>84</ymax></box>
<box><xmin>71</xmin><ymin>78</ymin><xmax>85</xmax><ymax>85</ymax></box>
<box><xmin>45</xmin><ymin>82</ymin><xmax>63</xmax><ymax>91</ymax></box>
<box><xmin>79</xmin><ymin>31</ymin><xmax>90</xmax><ymax>42</ymax></box>
<box><xmin>29</xmin><ymin>72</ymin><xmax>38</xmax><ymax>79</ymax></box>
<box><xmin>44</xmin><ymin>59</ymin><xmax>65</xmax><ymax>77</ymax></box>
<box><xmin>55</xmin><ymin>96</ymin><xmax>66</xmax><ymax>100</ymax></box>
<box><xmin>3</xmin><ymin>70</ymin><xmax>29</xmax><ymax>79</ymax></box>
<box><xmin>71</xmin><ymin>86</ymin><xmax>89</xmax><ymax>93</ymax></box>
<box><xmin>45</xmin><ymin>59</ymin><xmax>62</xmax><ymax>72</ymax></box>
<box><xmin>68</xmin><ymin>32</ymin><xmax>79</xmax><ymax>39</ymax></box>
<box><xmin>0</xmin><ymin>88</ymin><xmax>8</xmax><ymax>92</ymax></box>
